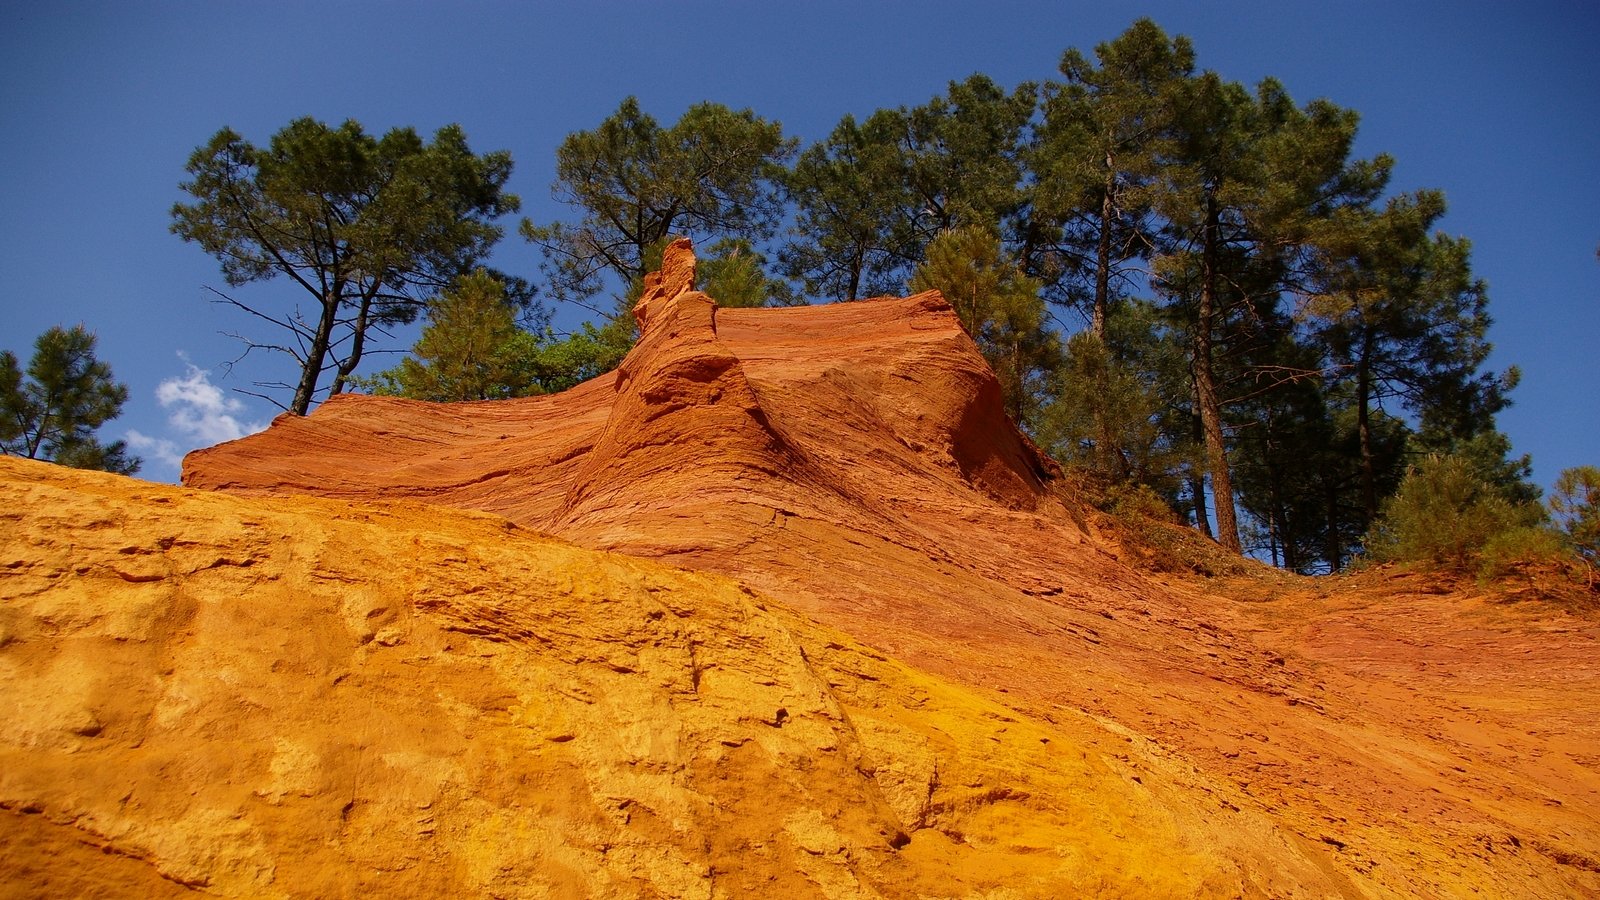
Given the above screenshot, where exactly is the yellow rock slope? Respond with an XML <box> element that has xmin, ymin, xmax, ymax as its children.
<box><xmin>3</xmin><ymin>456</ymin><xmax>1404</xmax><ymax>898</ymax></box>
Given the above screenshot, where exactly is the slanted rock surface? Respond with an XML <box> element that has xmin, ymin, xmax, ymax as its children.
<box><xmin>4</xmin><ymin>241</ymin><xmax>1598</xmax><ymax>897</ymax></box>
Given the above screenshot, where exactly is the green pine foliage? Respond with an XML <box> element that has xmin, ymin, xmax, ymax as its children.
<box><xmin>909</xmin><ymin>226</ymin><xmax>1058</xmax><ymax>427</ymax></box>
<box><xmin>522</xmin><ymin>98</ymin><xmax>794</xmax><ymax>307</ymax></box>
<box><xmin>1040</xmin><ymin>329</ymin><xmax>1177</xmax><ymax>496</ymax></box>
<box><xmin>778</xmin><ymin>19</ymin><xmax>1528</xmax><ymax>570</ymax></box>
<box><xmin>1363</xmin><ymin>454</ymin><xmax>1546</xmax><ymax>572</ymax></box>
<box><xmin>172</xmin><ymin>117</ymin><xmax>521</xmax><ymax>415</ymax></box>
<box><xmin>698</xmin><ymin>238</ymin><xmax>802</xmax><ymax>308</ymax></box>
<box><xmin>1025</xmin><ymin>18</ymin><xmax>1192</xmax><ymax>334</ymax></box>
<box><xmin>1301</xmin><ymin>191</ymin><xmax>1510</xmax><ymax>529</ymax></box>
<box><xmin>1</xmin><ymin>326</ymin><xmax>139</xmax><ymax>474</ymax></box>
<box><xmin>523</xmin><ymin>318</ymin><xmax>636</xmax><ymax>394</ymax></box>
<box><xmin>779</xmin><ymin>111</ymin><xmax>917</xmax><ymax>301</ymax></box>
<box><xmin>1550</xmin><ymin>466</ymin><xmax>1600</xmax><ymax>563</ymax></box>
<box><xmin>897</xmin><ymin>75</ymin><xmax>1037</xmax><ymax>247</ymax></box>
<box><xmin>357</xmin><ymin>271</ymin><xmax>538</xmax><ymax>402</ymax></box>
<box><xmin>782</xmin><ymin>76</ymin><xmax>1034</xmax><ymax>301</ymax></box>
<box><xmin>162</xmin><ymin>20</ymin><xmax>1543</xmax><ymax>575</ymax></box>
<box><xmin>358</xmin><ymin>271</ymin><xmax>636</xmax><ymax>401</ymax></box>
<box><xmin>1438</xmin><ymin>429</ymin><xmax>1542</xmax><ymax>507</ymax></box>
<box><xmin>1477</xmin><ymin>526</ymin><xmax>1571</xmax><ymax>582</ymax></box>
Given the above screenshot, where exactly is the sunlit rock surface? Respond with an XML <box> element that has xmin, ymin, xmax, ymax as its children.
<box><xmin>4</xmin><ymin>241</ymin><xmax>1597</xmax><ymax>896</ymax></box>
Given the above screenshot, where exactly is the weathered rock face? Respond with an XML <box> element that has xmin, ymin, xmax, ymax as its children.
<box><xmin>2</xmin><ymin>457</ymin><xmax>1341</xmax><ymax>898</ymax></box>
<box><xmin>183</xmin><ymin>240</ymin><xmax>1090</xmax><ymax>695</ymax></box>
<box><xmin>5</xmin><ymin>242</ymin><xmax>1599</xmax><ymax>896</ymax></box>
<box><xmin>184</xmin><ymin>239</ymin><xmax>1061</xmax><ymax>545</ymax></box>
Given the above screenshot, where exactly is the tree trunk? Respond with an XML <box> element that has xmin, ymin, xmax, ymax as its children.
<box><xmin>1266</xmin><ymin>468</ymin><xmax>1284</xmax><ymax>569</ymax></box>
<box><xmin>1262</xmin><ymin>409</ymin><xmax>1290</xmax><ymax>570</ymax></box>
<box><xmin>329</xmin><ymin>291</ymin><xmax>375</xmax><ymax>398</ymax></box>
<box><xmin>1009</xmin><ymin>338</ymin><xmax>1024</xmax><ymax>424</ymax></box>
<box><xmin>1187</xmin><ymin>397</ymin><xmax>1212</xmax><ymax>537</ymax></box>
<box><xmin>291</xmin><ymin>290</ymin><xmax>342</xmax><ymax>416</ymax></box>
<box><xmin>1194</xmin><ymin>191</ymin><xmax>1242</xmax><ymax>553</ymax></box>
<box><xmin>847</xmin><ymin>243</ymin><xmax>864</xmax><ymax>304</ymax></box>
<box><xmin>1356</xmin><ymin>328</ymin><xmax>1377</xmax><ymax>529</ymax></box>
<box><xmin>1325</xmin><ymin>476</ymin><xmax>1344</xmax><ymax>573</ymax></box>
<box><xmin>1092</xmin><ymin>339</ymin><xmax>1122</xmax><ymax>481</ymax></box>
<box><xmin>1189</xmin><ymin>469</ymin><xmax>1212</xmax><ymax>537</ymax></box>
<box><xmin>1194</xmin><ymin>359</ymin><xmax>1239</xmax><ymax>552</ymax></box>
<box><xmin>1093</xmin><ymin>157</ymin><xmax>1115</xmax><ymax>339</ymax></box>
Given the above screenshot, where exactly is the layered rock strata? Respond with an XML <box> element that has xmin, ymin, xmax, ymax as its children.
<box><xmin>3</xmin><ymin>240</ymin><xmax>1593</xmax><ymax>896</ymax></box>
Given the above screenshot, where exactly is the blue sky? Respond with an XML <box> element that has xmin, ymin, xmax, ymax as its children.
<box><xmin>2</xmin><ymin>1</ymin><xmax>1595</xmax><ymax>489</ymax></box>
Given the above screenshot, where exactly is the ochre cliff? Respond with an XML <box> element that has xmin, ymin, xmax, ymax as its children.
<box><xmin>5</xmin><ymin>456</ymin><xmax>1359</xmax><ymax>898</ymax></box>
<box><xmin>4</xmin><ymin>240</ymin><xmax>1598</xmax><ymax>897</ymax></box>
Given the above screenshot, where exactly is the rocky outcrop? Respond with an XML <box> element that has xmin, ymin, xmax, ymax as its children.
<box><xmin>2</xmin><ymin>457</ymin><xmax>1351</xmax><ymax>898</ymax></box>
<box><xmin>183</xmin><ymin>239</ymin><xmax>1060</xmax><ymax>535</ymax></box>
<box><xmin>183</xmin><ymin>239</ymin><xmax>1084</xmax><ymax>662</ymax></box>
<box><xmin>5</xmin><ymin>242</ymin><xmax>1598</xmax><ymax>896</ymax></box>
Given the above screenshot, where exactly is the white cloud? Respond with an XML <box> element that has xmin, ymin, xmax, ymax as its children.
<box><xmin>125</xmin><ymin>430</ymin><xmax>183</xmax><ymax>470</ymax></box>
<box><xmin>155</xmin><ymin>365</ymin><xmax>267</xmax><ymax>445</ymax></box>
<box><xmin>126</xmin><ymin>363</ymin><xmax>270</xmax><ymax>474</ymax></box>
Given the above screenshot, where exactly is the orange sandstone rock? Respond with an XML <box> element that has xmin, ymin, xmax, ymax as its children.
<box><xmin>0</xmin><ymin>457</ymin><xmax>1343</xmax><ymax>898</ymax></box>
<box><xmin>3</xmin><ymin>243</ymin><xmax>1597</xmax><ymax>896</ymax></box>
<box><xmin>632</xmin><ymin>235</ymin><xmax>698</xmax><ymax>330</ymax></box>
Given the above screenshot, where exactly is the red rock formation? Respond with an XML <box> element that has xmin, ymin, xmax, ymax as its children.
<box><xmin>631</xmin><ymin>235</ymin><xmax>699</xmax><ymax>330</ymax></box>
<box><xmin>169</xmin><ymin>242</ymin><xmax>1600</xmax><ymax>896</ymax></box>
<box><xmin>184</xmin><ymin>238</ymin><xmax>1070</xmax><ymax>605</ymax></box>
<box><xmin>0</xmin><ymin>456</ymin><xmax>1366</xmax><ymax>897</ymax></box>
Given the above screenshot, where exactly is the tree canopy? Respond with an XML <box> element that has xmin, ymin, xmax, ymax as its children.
<box><xmin>1551</xmin><ymin>466</ymin><xmax>1600</xmax><ymax>563</ymax></box>
<box><xmin>779</xmin><ymin>111</ymin><xmax>915</xmax><ymax>302</ymax></box>
<box><xmin>910</xmin><ymin>226</ymin><xmax>1057</xmax><ymax>426</ymax></box>
<box><xmin>356</xmin><ymin>270</ymin><xmax>538</xmax><ymax>402</ymax></box>
<box><xmin>522</xmin><ymin>97</ymin><xmax>795</xmax><ymax>310</ymax></box>
<box><xmin>1025</xmin><ymin>19</ymin><xmax>1193</xmax><ymax>335</ymax></box>
<box><xmin>1</xmin><ymin>325</ymin><xmax>139</xmax><ymax>474</ymax></box>
<box><xmin>781</xmin><ymin>75</ymin><xmax>1035</xmax><ymax>302</ymax></box>
<box><xmin>164</xmin><ymin>21</ymin><xmax>1564</xmax><ymax>575</ymax></box>
<box><xmin>171</xmin><ymin>117</ymin><xmax>520</xmax><ymax>415</ymax></box>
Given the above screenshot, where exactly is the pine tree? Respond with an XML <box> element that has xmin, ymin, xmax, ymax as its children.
<box><xmin>1</xmin><ymin>325</ymin><xmax>139</xmax><ymax>474</ymax></box>
<box><xmin>1026</xmin><ymin>19</ymin><xmax>1193</xmax><ymax>336</ymax></box>
<box><xmin>782</xmin><ymin>76</ymin><xmax>1035</xmax><ymax>302</ymax></box>
<box><xmin>359</xmin><ymin>269</ymin><xmax>647</xmax><ymax>401</ymax></box>
<box><xmin>1364</xmin><ymin>453</ymin><xmax>1545</xmax><ymax>571</ymax></box>
<box><xmin>1147</xmin><ymin>72</ymin><xmax>1387</xmax><ymax>554</ymax></box>
<box><xmin>1144</xmin><ymin>72</ymin><xmax>1258</xmax><ymax>552</ymax></box>
<box><xmin>698</xmin><ymin>238</ymin><xmax>801</xmax><ymax>308</ymax></box>
<box><xmin>1042</xmin><ymin>330</ymin><xmax>1162</xmax><ymax>485</ymax></box>
<box><xmin>524</xmin><ymin>98</ymin><xmax>794</xmax><ymax>308</ymax></box>
<box><xmin>520</xmin><ymin>318</ymin><xmax>635</xmax><ymax>394</ymax></box>
<box><xmin>357</xmin><ymin>271</ymin><xmax>537</xmax><ymax>402</ymax></box>
<box><xmin>898</xmin><ymin>75</ymin><xmax>1037</xmax><ymax>246</ymax></box>
<box><xmin>910</xmin><ymin>226</ymin><xmax>1058</xmax><ymax>426</ymax></box>
<box><xmin>171</xmin><ymin>118</ymin><xmax>520</xmax><ymax>415</ymax></box>
<box><xmin>1550</xmin><ymin>466</ymin><xmax>1600</xmax><ymax>562</ymax></box>
<box><xmin>1301</xmin><ymin>191</ymin><xmax>1506</xmax><ymax>529</ymax></box>
<box><xmin>779</xmin><ymin>112</ymin><xmax>917</xmax><ymax>301</ymax></box>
